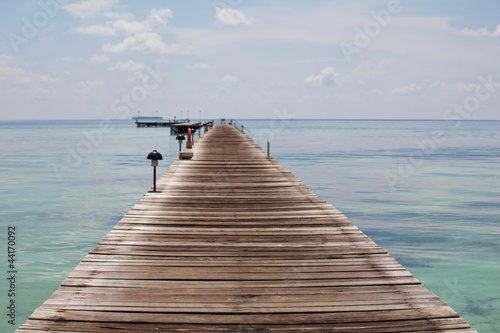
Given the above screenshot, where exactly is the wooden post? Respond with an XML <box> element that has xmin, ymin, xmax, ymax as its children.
<box><xmin>267</xmin><ymin>141</ymin><xmax>270</xmax><ymax>158</ymax></box>
<box><xmin>153</xmin><ymin>166</ymin><xmax>156</xmax><ymax>191</ymax></box>
<box><xmin>186</xmin><ymin>128</ymin><xmax>192</xmax><ymax>149</ymax></box>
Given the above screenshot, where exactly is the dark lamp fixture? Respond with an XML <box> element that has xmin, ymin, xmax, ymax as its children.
<box><xmin>147</xmin><ymin>149</ymin><xmax>163</xmax><ymax>191</ymax></box>
<box><xmin>176</xmin><ymin>135</ymin><xmax>186</xmax><ymax>152</ymax></box>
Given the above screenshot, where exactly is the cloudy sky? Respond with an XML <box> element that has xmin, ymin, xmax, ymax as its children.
<box><xmin>1</xmin><ymin>0</ymin><xmax>499</xmax><ymax>120</ymax></box>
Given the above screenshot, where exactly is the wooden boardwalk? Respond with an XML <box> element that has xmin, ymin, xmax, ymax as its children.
<box><xmin>169</xmin><ymin>122</ymin><xmax>202</xmax><ymax>134</ymax></box>
<box><xmin>18</xmin><ymin>125</ymin><xmax>476</xmax><ymax>332</ymax></box>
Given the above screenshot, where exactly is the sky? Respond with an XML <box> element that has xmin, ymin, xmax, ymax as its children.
<box><xmin>1</xmin><ymin>0</ymin><xmax>500</xmax><ymax>120</ymax></box>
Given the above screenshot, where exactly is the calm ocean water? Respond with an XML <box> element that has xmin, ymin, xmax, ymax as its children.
<box><xmin>0</xmin><ymin>119</ymin><xmax>498</xmax><ymax>332</ymax></box>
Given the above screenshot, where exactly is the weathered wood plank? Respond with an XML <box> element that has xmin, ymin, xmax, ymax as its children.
<box><xmin>27</xmin><ymin>306</ymin><xmax>461</xmax><ymax>324</ymax></box>
<box><xmin>60</xmin><ymin>277</ymin><xmax>422</xmax><ymax>288</ymax></box>
<box><xmin>17</xmin><ymin>320</ymin><xmax>475</xmax><ymax>333</ymax></box>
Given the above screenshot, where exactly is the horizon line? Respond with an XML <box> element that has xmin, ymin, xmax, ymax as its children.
<box><xmin>1</xmin><ymin>118</ymin><xmax>500</xmax><ymax>122</ymax></box>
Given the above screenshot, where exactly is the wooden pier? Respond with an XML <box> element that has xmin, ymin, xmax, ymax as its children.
<box><xmin>136</xmin><ymin>120</ymin><xmax>175</xmax><ymax>127</ymax></box>
<box><xmin>18</xmin><ymin>125</ymin><xmax>476</xmax><ymax>332</ymax></box>
<box><xmin>169</xmin><ymin>122</ymin><xmax>202</xmax><ymax>134</ymax></box>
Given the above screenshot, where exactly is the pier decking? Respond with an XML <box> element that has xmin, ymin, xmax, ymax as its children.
<box><xmin>169</xmin><ymin>122</ymin><xmax>202</xmax><ymax>134</ymax></box>
<box><xmin>18</xmin><ymin>125</ymin><xmax>476</xmax><ymax>332</ymax></box>
<box><xmin>136</xmin><ymin>120</ymin><xmax>175</xmax><ymax>127</ymax></box>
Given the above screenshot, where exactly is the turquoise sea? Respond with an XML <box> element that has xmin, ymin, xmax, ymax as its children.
<box><xmin>0</xmin><ymin>119</ymin><xmax>499</xmax><ymax>332</ymax></box>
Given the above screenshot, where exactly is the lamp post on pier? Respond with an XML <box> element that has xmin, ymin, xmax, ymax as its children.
<box><xmin>147</xmin><ymin>150</ymin><xmax>163</xmax><ymax>192</ymax></box>
<box><xmin>176</xmin><ymin>134</ymin><xmax>185</xmax><ymax>152</ymax></box>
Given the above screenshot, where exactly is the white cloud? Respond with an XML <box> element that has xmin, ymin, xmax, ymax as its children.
<box><xmin>0</xmin><ymin>66</ymin><xmax>31</xmax><ymax>81</ymax></box>
<box><xmin>69</xmin><ymin>6</ymin><xmax>178</xmax><ymax>58</ymax></box>
<box><xmin>368</xmin><ymin>89</ymin><xmax>383</xmax><ymax>95</ymax></box>
<box><xmin>213</xmin><ymin>74</ymin><xmax>242</xmax><ymax>97</ymax></box>
<box><xmin>0</xmin><ymin>56</ymin><xmax>32</xmax><ymax>83</ymax></box>
<box><xmin>89</xmin><ymin>54</ymin><xmax>111</xmax><ymax>64</ymax></box>
<box><xmin>430</xmin><ymin>80</ymin><xmax>445</xmax><ymax>89</ymax></box>
<box><xmin>304</xmin><ymin>66</ymin><xmax>339</xmax><ymax>87</ymax></box>
<box><xmin>147</xmin><ymin>8</ymin><xmax>174</xmax><ymax>25</ymax></box>
<box><xmin>215</xmin><ymin>8</ymin><xmax>254</xmax><ymax>26</ymax></box>
<box><xmin>1</xmin><ymin>68</ymin><xmax>62</xmax><ymax>92</ymax></box>
<box><xmin>102</xmin><ymin>32</ymin><xmax>178</xmax><ymax>53</ymax></box>
<box><xmin>108</xmin><ymin>60</ymin><xmax>145</xmax><ymax>71</ymax></box>
<box><xmin>77</xmin><ymin>80</ymin><xmax>105</xmax><ymax>90</ymax></box>
<box><xmin>103</xmin><ymin>11</ymin><xmax>135</xmax><ymax>20</ymax></box>
<box><xmin>76</xmin><ymin>19</ymin><xmax>146</xmax><ymax>36</ymax></box>
<box><xmin>222</xmin><ymin>75</ymin><xmax>241</xmax><ymax>85</ymax></box>
<box><xmin>461</xmin><ymin>24</ymin><xmax>500</xmax><ymax>37</ymax></box>
<box><xmin>126</xmin><ymin>70</ymin><xmax>148</xmax><ymax>84</ymax></box>
<box><xmin>62</xmin><ymin>0</ymin><xmax>118</xmax><ymax>19</ymax></box>
<box><xmin>39</xmin><ymin>74</ymin><xmax>60</xmax><ymax>83</ymax></box>
<box><xmin>61</xmin><ymin>57</ymin><xmax>73</xmax><ymax>62</ymax></box>
<box><xmin>457</xmin><ymin>82</ymin><xmax>480</xmax><ymax>93</ymax></box>
<box><xmin>74</xmin><ymin>8</ymin><xmax>173</xmax><ymax>36</ymax></box>
<box><xmin>190</xmin><ymin>62</ymin><xmax>211</xmax><ymax>69</ymax></box>
<box><xmin>350</xmin><ymin>59</ymin><xmax>389</xmax><ymax>80</ymax></box>
<box><xmin>0</xmin><ymin>54</ymin><xmax>16</xmax><ymax>66</ymax></box>
<box><xmin>75</xmin><ymin>8</ymin><xmax>177</xmax><ymax>54</ymax></box>
<box><xmin>392</xmin><ymin>83</ymin><xmax>421</xmax><ymax>96</ymax></box>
